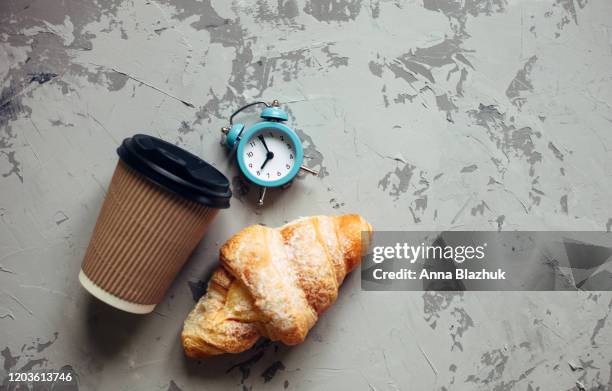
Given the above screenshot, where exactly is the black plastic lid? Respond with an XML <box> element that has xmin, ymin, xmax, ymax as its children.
<box><xmin>117</xmin><ymin>134</ymin><xmax>231</xmax><ymax>209</ymax></box>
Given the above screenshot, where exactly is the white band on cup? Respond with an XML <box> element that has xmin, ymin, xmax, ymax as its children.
<box><xmin>79</xmin><ymin>270</ymin><xmax>156</xmax><ymax>314</ymax></box>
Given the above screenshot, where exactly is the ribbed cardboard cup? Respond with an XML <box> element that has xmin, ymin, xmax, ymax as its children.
<box><xmin>79</xmin><ymin>135</ymin><xmax>231</xmax><ymax>314</ymax></box>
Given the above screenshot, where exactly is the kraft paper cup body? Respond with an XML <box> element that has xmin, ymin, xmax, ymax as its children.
<box><xmin>79</xmin><ymin>135</ymin><xmax>231</xmax><ymax>314</ymax></box>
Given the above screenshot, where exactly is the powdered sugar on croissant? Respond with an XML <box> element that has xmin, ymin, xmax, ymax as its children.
<box><xmin>181</xmin><ymin>214</ymin><xmax>373</xmax><ymax>358</ymax></box>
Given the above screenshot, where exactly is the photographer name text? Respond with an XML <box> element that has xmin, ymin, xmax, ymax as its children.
<box><xmin>372</xmin><ymin>268</ymin><xmax>506</xmax><ymax>280</ymax></box>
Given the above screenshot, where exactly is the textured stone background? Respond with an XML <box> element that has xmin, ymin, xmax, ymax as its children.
<box><xmin>1</xmin><ymin>0</ymin><xmax>612</xmax><ymax>390</ymax></box>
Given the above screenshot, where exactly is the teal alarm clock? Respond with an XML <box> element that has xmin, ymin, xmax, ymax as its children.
<box><xmin>221</xmin><ymin>100</ymin><xmax>317</xmax><ymax>205</ymax></box>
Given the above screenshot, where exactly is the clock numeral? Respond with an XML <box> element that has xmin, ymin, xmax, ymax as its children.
<box><xmin>247</xmin><ymin>151</ymin><xmax>253</xmax><ymax>158</ymax></box>
<box><xmin>277</xmin><ymin>171</ymin><xmax>281</xmax><ymax>177</ymax></box>
<box><xmin>249</xmin><ymin>141</ymin><xmax>256</xmax><ymax>148</ymax></box>
<box><xmin>289</xmin><ymin>154</ymin><xmax>294</xmax><ymax>160</ymax></box>
<box><xmin>280</xmin><ymin>135</ymin><xmax>284</xmax><ymax>141</ymax></box>
<box><xmin>256</xmin><ymin>170</ymin><xmax>261</xmax><ymax>176</ymax></box>
<box><xmin>286</xmin><ymin>164</ymin><xmax>290</xmax><ymax>170</ymax></box>
<box><xmin>286</xmin><ymin>143</ymin><xmax>291</xmax><ymax>149</ymax></box>
<box><xmin>268</xmin><ymin>132</ymin><xmax>274</xmax><ymax>137</ymax></box>
<box><xmin>248</xmin><ymin>163</ymin><xmax>253</xmax><ymax>168</ymax></box>
<box><xmin>267</xmin><ymin>173</ymin><xmax>270</xmax><ymax>178</ymax></box>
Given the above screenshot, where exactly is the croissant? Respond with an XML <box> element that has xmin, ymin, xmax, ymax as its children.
<box><xmin>181</xmin><ymin>214</ymin><xmax>372</xmax><ymax>358</ymax></box>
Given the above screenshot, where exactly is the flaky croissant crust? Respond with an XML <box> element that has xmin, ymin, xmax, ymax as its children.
<box><xmin>182</xmin><ymin>214</ymin><xmax>372</xmax><ymax>358</ymax></box>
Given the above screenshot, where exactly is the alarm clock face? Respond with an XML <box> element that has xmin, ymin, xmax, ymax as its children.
<box><xmin>237</xmin><ymin>123</ymin><xmax>303</xmax><ymax>187</ymax></box>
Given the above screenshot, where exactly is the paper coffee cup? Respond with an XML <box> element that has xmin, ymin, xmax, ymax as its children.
<box><xmin>79</xmin><ymin>134</ymin><xmax>231</xmax><ymax>314</ymax></box>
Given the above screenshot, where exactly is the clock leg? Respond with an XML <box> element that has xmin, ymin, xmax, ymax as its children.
<box><xmin>257</xmin><ymin>186</ymin><xmax>267</xmax><ymax>207</ymax></box>
<box><xmin>300</xmin><ymin>165</ymin><xmax>319</xmax><ymax>176</ymax></box>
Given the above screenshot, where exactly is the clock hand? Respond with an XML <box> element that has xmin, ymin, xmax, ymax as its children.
<box><xmin>258</xmin><ymin>135</ymin><xmax>270</xmax><ymax>153</ymax></box>
<box><xmin>258</xmin><ymin>135</ymin><xmax>275</xmax><ymax>170</ymax></box>
<box><xmin>260</xmin><ymin>150</ymin><xmax>275</xmax><ymax>170</ymax></box>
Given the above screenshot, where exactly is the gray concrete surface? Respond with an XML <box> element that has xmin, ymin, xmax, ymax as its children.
<box><xmin>1</xmin><ymin>0</ymin><xmax>612</xmax><ymax>389</ymax></box>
